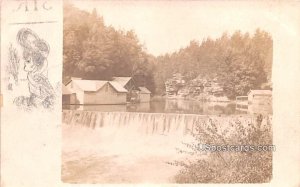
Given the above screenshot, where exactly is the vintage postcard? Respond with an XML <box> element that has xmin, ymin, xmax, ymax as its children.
<box><xmin>1</xmin><ymin>1</ymin><xmax>63</xmax><ymax>187</ymax></box>
<box><xmin>1</xmin><ymin>1</ymin><xmax>300</xmax><ymax>187</ymax></box>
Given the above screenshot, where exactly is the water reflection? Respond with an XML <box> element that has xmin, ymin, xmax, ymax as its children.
<box><xmin>63</xmin><ymin>98</ymin><xmax>239</xmax><ymax>115</ymax></box>
<box><xmin>156</xmin><ymin>99</ymin><xmax>236</xmax><ymax>115</ymax></box>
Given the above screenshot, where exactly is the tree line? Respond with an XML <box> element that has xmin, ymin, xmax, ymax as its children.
<box><xmin>63</xmin><ymin>3</ymin><xmax>272</xmax><ymax>99</ymax></box>
<box><xmin>154</xmin><ymin>30</ymin><xmax>272</xmax><ymax>98</ymax></box>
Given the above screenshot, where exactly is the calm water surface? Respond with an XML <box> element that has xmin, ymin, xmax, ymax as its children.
<box><xmin>63</xmin><ymin>98</ymin><xmax>240</xmax><ymax>115</ymax></box>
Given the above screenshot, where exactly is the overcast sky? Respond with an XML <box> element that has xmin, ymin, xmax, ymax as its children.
<box><xmin>71</xmin><ymin>1</ymin><xmax>277</xmax><ymax>56</ymax></box>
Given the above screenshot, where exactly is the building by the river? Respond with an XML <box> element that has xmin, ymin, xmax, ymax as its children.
<box><xmin>63</xmin><ymin>77</ymin><xmax>152</xmax><ymax>105</ymax></box>
<box><xmin>138</xmin><ymin>87</ymin><xmax>151</xmax><ymax>103</ymax></box>
<box><xmin>236</xmin><ymin>89</ymin><xmax>272</xmax><ymax>114</ymax></box>
<box><xmin>65</xmin><ymin>79</ymin><xmax>128</xmax><ymax>105</ymax></box>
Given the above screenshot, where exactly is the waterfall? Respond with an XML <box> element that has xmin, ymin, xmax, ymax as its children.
<box><xmin>63</xmin><ymin>110</ymin><xmax>198</xmax><ymax>135</ymax></box>
<box><xmin>62</xmin><ymin>110</ymin><xmax>266</xmax><ymax>136</ymax></box>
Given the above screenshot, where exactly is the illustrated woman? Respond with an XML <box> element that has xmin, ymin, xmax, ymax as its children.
<box><xmin>14</xmin><ymin>28</ymin><xmax>55</xmax><ymax>109</ymax></box>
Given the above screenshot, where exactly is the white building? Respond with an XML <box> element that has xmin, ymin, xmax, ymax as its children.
<box><xmin>65</xmin><ymin>79</ymin><xmax>128</xmax><ymax>105</ymax></box>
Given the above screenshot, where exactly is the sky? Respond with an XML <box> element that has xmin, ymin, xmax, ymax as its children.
<box><xmin>71</xmin><ymin>1</ymin><xmax>278</xmax><ymax>56</ymax></box>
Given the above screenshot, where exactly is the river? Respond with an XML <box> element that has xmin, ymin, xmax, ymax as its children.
<box><xmin>63</xmin><ymin>98</ymin><xmax>239</xmax><ymax>115</ymax></box>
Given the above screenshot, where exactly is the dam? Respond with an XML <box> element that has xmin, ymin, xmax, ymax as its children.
<box><xmin>62</xmin><ymin>110</ymin><xmax>263</xmax><ymax>135</ymax></box>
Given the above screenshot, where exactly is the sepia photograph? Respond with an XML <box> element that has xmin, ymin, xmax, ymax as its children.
<box><xmin>3</xmin><ymin>1</ymin><xmax>300</xmax><ymax>187</ymax></box>
<box><xmin>61</xmin><ymin>1</ymin><xmax>273</xmax><ymax>184</ymax></box>
<box><xmin>60</xmin><ymin>1</ymin><xmax>275</xmax><ymax>184</ymax></box>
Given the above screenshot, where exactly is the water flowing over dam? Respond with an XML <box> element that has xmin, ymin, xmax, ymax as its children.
<box><xmin>63</xmin><ymin>110</ymin><xmax>196</xmax><ymax>135</ymax></box>
<box><xmin>62</xmin><ymin>110</ymin><xmax>265</xmax><ymax>136</ymax></box>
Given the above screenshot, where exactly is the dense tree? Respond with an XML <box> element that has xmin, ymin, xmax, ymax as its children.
<box><xmin>63</xmin><ymin>3</ymin><xmax>148</xmax><ymax>82</ymax></box>
<box><xmin>63</xmin><ymin>3</ymin><xmax>272</xmax><ymax>98</ymax></box>
<box><xmin>153</xmin><ymin>30</ymin><xmax>272</xmax><ymax>98</ymax></box>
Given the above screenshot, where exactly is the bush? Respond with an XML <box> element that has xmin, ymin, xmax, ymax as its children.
<box><xmin>170</xmin><ymin>115</ymin><xmax>272</xmax><ymax>183</ymax></box>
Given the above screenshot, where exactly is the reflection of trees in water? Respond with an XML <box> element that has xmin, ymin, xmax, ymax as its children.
<box><xmin>63</xmin><ymin>104</ymin><xmax>127</xmax><ymax>112</ymax></box>
<box><xmin>127</xmin><ymin>102</ymin><xmax>151</xmax><ymax>112</ymax></box>
<box><xmin>165</xmin><ymin>99</ymin><xmax>235</xmax><ymax>114</ymax></box>
<box><xmin>62</xmin><ymin>99</ymin><xmax>236</xmax><ymax>114</ymax></box>
<box><xmin>165</xmin><ymin>99</ymin><xmax>203</xmax><ymax>113</ymax></box>
<box><xmin>149</xmin><ymin>99</ymin><xmax>166</xmax><ymax>113</ymax></box>
<box><xmin>212</xmin><ymin>103</ymin><xmax>236</xmax><ymax>115</ymax></box>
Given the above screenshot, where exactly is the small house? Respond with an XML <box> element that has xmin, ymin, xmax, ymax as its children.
<box><xmin>247</xmin><ymin>90</ymin><xmax>272</xmax><ymax>114</ymax></box>
<box><xmin>112</xmin><ymin>77</ymin><xmax>138</xmax><ymax>101</ymax></box>
<box><xmin>65</xmin><ymin>79</ymin><xmax>128</xmax><ymax>105</ymax></box>
<box><xmin>138</xmin><ymin>87</ymin><xmax>151</xmax><ymax>102</ymax></box>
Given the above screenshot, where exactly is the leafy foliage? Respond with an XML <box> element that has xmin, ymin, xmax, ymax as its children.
<box><xmin>170</xmin><ymin>115</ymin><xmax>272</xmax><ymax>183</ymax></box>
